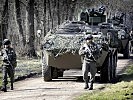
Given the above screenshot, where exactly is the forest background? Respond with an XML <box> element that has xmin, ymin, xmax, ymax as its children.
<box><xmin>0</xmin><ymin>0</ymin><xmax>133</xmax><ymax>58</ymax></box>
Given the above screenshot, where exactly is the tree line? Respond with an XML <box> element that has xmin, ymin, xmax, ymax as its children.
<box><xmin>0</xmin><ymin>0</ymin><xmax>132</xmax><ymax>58</ymax></box>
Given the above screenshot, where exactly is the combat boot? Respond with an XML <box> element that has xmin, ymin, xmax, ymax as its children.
<box><xmin>1</xmin><ymin>85</ymin><xmax>7</xmax><ymax>92</ymax></box>
<box><xmin>88</xmin><ymin>82</ymin><xmax>93</xmax><ymax>90</ymax></box>
<box><xmin>84</xmin><ymin>81</ymin><xmax>89</xmax><ymax>89</ymax></box>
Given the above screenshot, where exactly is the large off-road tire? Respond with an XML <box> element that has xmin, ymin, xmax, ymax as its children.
<box><xmin>123</xmin><ymin>42</ymin><xmax>131</xmax><ymax>59</ymax></box>
<box><xmin>52</xmin><ymin>68</ymin><xmax>58</xmax><ymax>79</ymax></box>
<box><xmin>131</xmin><ymin>41</ymin><xmax>133</xmax><ymax>53</ymax></box>
<box><xmin>112</xmin><ymin>52</ymin><xmax>117</xmax><ymax>79</ymax></box>
<box><xmin>51</xmin><ymin>68</ymin><xmax>64</xmax><ymax>78</ymax></box>
<box><xmin>43</xmin><ymin>65</ymin><xmax>52</xmax><ymax>81</ymax></box>
<box><xmin>109</xmin><ymin>51</ymin><xmax>117</xmax><ymax>82</ymax></box>
<box><xmin>110</xmin><ymin>53</ymin><xmax>113</xmax><ymax>80</ymax></box>
<box><xmin>42</xmin><ymin>52</ymin><xmax>52</xmax><ymax>81</ymax></box>
<box><xmin>58</xmin><ymin>71</ymin><xmax>64</xmax><ymax>77</ymax></box>
<box><xmin>100</xmin><ymin>54</ymin><xmax>111</xmax><ymax>83</ymax></box>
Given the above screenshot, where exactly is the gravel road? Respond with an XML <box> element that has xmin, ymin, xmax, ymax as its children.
<box><xmin>0</xmin><ymin>54</ymin><xmax>133</xmax><ymax>100</ymax></box>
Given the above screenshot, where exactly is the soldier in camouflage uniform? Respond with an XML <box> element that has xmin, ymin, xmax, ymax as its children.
<box><xmin>1</xmin><ymin>39</ymin><xmax>17</xmax><ymax>92</ymax></box>
<box><xmin>79</xmin><ymin>34</ymin><xmax>99</xmax><ymax>90</ymax></box>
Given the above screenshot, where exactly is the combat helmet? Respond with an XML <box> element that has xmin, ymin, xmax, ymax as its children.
<box><xmin>3</xmin><ymin>39</ymin><xmax>11</xmax><ymax>45</ymax></box>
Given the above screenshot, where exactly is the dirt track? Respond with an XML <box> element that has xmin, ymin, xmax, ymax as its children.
<box><xmin>0</xmin><ymin>54</ymin><xmax>133</xmax><ymax>100</ymax></box>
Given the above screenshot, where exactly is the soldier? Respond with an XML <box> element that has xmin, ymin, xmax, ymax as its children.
<box><xmin>79</xmin><ymin>34</ymin><xmax>99</xmax><ymax>90</ymax></box>
<box><xmin>1</xmin><ymin>39</ymin><xmax>17</xmax><ymax>92</ymax></box>
<box><xmin>90</xmin><ymin>8</ymin><xmax>95</xmax><ymax>16</ymax></box>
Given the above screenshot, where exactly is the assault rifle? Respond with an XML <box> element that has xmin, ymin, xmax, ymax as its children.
<box><xmin>83</xmin><ymin>43</ymin><xmax>96</xmax><ymax>62</ymax></box>
<box><xmin>4</xmin><ymin>49</ymin><xmax>14</xmax><ymax>70</ymax></box>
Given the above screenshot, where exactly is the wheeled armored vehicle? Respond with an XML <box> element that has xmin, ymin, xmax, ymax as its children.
<box><xmin>80</xmin><ymin>7</ymin><xmax>132</xmax><ymax>58</ymax></box>
<box><xmin>108</xmin><ymin>19</ymin><xmax>132</xmax><ymax>58</ymax></box>
<box><xmin>41</xmin><ymin>20</ymin><xmax>118</xmax><ymax>82</ymax></box>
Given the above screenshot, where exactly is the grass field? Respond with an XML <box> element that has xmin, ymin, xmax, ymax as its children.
<box><xmin>75</xmin><ymin>64</ymin><xmax>133</xmax><ymax>100</ymax></box>
<box><xmin>0</xmin><ymin>58</ymin><xmax>41</xmax><ymax>87</ymax></box>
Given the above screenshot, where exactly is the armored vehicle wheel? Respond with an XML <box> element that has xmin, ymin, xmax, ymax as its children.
<box><xmin>123</xmin><ymin>42</ymin><xmax>131</xmax><ymax>59</ymax></box>
<box><xmin>110</xmin><ymin>53</ymin><xmax>113</xmax><ymax>80</ymax></box>
<box><xmin>42</xmin><ymin>52</ymin><xmax>52</xmax><ymax>81</ymax></box>
<box><xmin>110</xmin><ymin>52</ymin><xmax>117</xmax><ymax>80</ymax></box>
<box><xmin>43</xmin><ymin>65</ymin><xmax>52</xmax><ymax>81</ymax></box>
<box><xmin>58</xmin><ymin>71</ymin><xmax>64</xmax><ymax>77</ymax></box>
<box><xmin>100</xmin><ymin>55</ymin><xmax>111</xmax><ymax>82</ymax></box>
<box><xmin>131</xmin><ymin>41</ymin><xmax>133</xmax><ymax>53</ymax></box>
<box><xmin>52</xmin><ymin>67</ymin><xmax>58</xmax><ymax>79</ymax></box>
<box><xmin>52</xmin><ymin>68</ymin><xmax>64</xmax><ymax>78</ymax></box>
<box><xmin>112</xmin><ymin>52</ymin><xmax>117</xmax><ymax>78</ymax></box>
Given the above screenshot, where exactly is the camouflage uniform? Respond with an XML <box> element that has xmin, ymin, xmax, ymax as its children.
<box><xmin>79</xmin><ymin>34</ymin><xmax>99</xmax><ymax>90</ymax></box>
<box><xmin>1</xmin><ymin>39</ymin><xmax>17</xmax><ymax>92</ymax></box>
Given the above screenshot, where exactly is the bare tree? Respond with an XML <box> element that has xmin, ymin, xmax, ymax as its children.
<box><xmin>26</xmin><ymin>0</ymin><xmax>37</xmax><ymax>58</ymax></box>
<box><xmin>57</xmin><ymin>0</ymin><xmax>60</xmax><ymax>25</ymax></box>
<box><xmin>15</xmin><ymin>0</ymin><xmax>26</xmax><ymax>46</ymax></box>
<box><xmin>43</xmin><ymin>0</ymin><xmax>46</xmax><ymax>36</ymax></box>
<box><xmin>1</xmin><ymin>0</ymin><xmax>9</xmax><ymax>40</ymax></box>
<box><xmin>47</xmin><ymin>0</ymin><xmax>53</xmax><ymax>29</ymax></box>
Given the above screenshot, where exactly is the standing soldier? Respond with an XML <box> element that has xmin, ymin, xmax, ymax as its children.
<box><xmin>79</xmin><ymin>34</ymin><xmax>99</xmax><ymax>90</ymax></box>
<box><xmin>1</xmin><ymin>39</ymin><xmax>17</xmax><ymax>92</ymax></box>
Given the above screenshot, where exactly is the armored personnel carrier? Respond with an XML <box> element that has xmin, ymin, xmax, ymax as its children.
<box><xmin>80</xmin><ymin>7</ymin><xmax>131</xmax><ymax>58</ymax></box>
<box><xmin>41</xmin><ymin>20</ymin><xmax>117</xmax><ymax>82</ymax></box>
<box><xmin>108</xmin><ymin>17</ymin><xmax>132</xmax><ymax>58</ymax></box>
<box><xmin>80</xmin><ymin>7</ymin><xmax>118</xmax><ymax>82</ymax></box>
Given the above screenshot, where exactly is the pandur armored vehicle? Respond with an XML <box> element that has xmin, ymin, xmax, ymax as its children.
<box><xmin>41</xmin><ymin>19</ymin><xmax>117</xmax><ymax>82</ymax></box>
<box><xmin>108</xmin><ymin>16</ymin><xmax>132</xmax><ymax>58</ymax></box>
<box><xmin>80</xmin><ymin>7</ymin><xmax>132</xmax><ymax>58</ymax></box>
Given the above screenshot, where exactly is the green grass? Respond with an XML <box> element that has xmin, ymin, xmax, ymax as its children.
<box><xmin>122</xmin><ymin>64</ymin><xmax>133</xmax><ymax>82</ymax></box>
<box><xmin>15</xmin><ymin>59</ymin><xmax>41</xmax><ymax>77</ymax></box>
<box><xmin>75</xmin><ymin>64</ymin><xmax>133</xmax><ymax>100</ymax></box>
<box><xmin>0</xmin><ymin>59</ymin><xmax>41</xmax><ymax>87</ymax></box>
<box><xmin>125</xmin><ymin>64</ymin><xmax>133</xmax><ymax>75</ymax></box>
<box><xmin>76</xmin><ymin>81</ymin><xmax>133</xmax><ymax>100</ymax></box>
<box><xmin>0</xmin><ymin>73</ymin><xmax>2</xmax><ymax>86</ymax></box>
